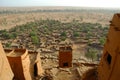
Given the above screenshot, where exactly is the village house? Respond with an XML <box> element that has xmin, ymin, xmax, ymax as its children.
<box><xmin>98</xmin><ymin>13</ymin><xmax>120</xmax><ymax>80</ymax></box>
<box><xmin>5</xmin><ymin>48</ymin><xmax>43</xmax><ymax>80</ymax></box>
<box><xmin>59</xmin><ymin>46</ymin><xmax>72</xmax><ymax>68</ymax></box>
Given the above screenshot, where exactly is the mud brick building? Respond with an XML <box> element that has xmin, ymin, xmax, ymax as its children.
<box><xmin>0</xmin><ymin>42</ymin><xmax>14</xmax><ymax>80</ymax></box>
<box><xmin>98</xmin><ymin>13</ymin><xmax>120</xmax><ymax>80</ymax></box>
<box><xmin>28</xmin><ymin>51</ymin><xmax>43</xmax><ymax>79</ymax></box>
<box><xmin>59</xmin><ymin>46</ymin><xmax>72</xmax><ymax>68</ymax></box>
<box><xmin>6</xmin><ymin>48</ymin><xmax>43</xmax><ymax>80</ymax></box>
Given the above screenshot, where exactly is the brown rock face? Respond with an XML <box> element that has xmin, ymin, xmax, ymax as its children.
<box><xmin>0</xmin><ymin>42</ymin><xmax>14</xmax><ymax>80</ymax></box>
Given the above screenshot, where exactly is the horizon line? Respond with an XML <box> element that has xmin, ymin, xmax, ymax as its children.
<box><xmin>0</xmin><ymin>6</ymin><xmax>120</xmax><ymax>9</ymax></box>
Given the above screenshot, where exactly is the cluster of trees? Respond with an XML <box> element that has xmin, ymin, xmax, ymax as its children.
<box><xmin>85</xmin><ymin>48</ymin><xmax>98</xmax><ymax>61</ymax></box>
<box><xmin>29</xmin><ymin>31</ymin><xmax>39</xmax><ymax>45</ymax></box>
<box><xmin>0</xmin><ymin>30</ymin><xmax>17</xmax><ymax>39</ymax></box>
<box><xmin>73</xmin><ymin>31</ymin><xmax>79</xmax><ymax>37</ymax></box>
<box><xmin>99</xmin><ymin>37</ymin><xmax>106</xmax><ymax>45</ymax></box>
<box><xmin>0</xmin><ymin>19</ymin><xmax>109</xmax><ymax>49</ymax></box>
<box><xmin>60</xmin><ymin>32</ymin><xmax>67</xmax><ymax>41</ymax></box>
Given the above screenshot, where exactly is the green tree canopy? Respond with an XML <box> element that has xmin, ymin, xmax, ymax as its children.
<box><xmin>31</xmin><ymin>35</ymin><xmax>39</xmax><ymax>45</ymax></box>
<box><xmin>60</xmin><ymin>32</ymin><xmax>67</xmax><ymax>37</ymax></box>
<box><xmin>85</xmin><ymin>48</ymin><xmax>97</xmax><ymax>61</ymax></box>
<box><xmin>73</xmin><ymin>31</ymin><xmax>79</xmax><ymax>37</ymax></box>
<box><xmin>99</xmin><ymin>37</ymin><xmax>106</xmax><ymax>45</ymax></box>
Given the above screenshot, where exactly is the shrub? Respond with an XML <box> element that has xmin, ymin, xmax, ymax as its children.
<box><xmin>85</xmin><ymin>48</ymin><xmax>97</xmax><ymax>61</ymax></box>
<box><xmin>31</xmin><ymin>35</ymin><xmax>39</xmax><ymax>45</ymax></box>
<box><xmin>60</xmin><ymin>32</ymin><xmax>66</xmax><ymax>37</ymax></box>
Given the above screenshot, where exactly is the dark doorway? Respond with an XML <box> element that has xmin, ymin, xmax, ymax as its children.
<box><xmin>63</xmin><ymin>62</ymin><xmax>68</xmax><ymax>67</ymax></box>
<box><xmin>107</xmin><ymin>54</ymin><xmax>112</xmax><ymax>65</ymax></box>
<box><xmin>34</xmin><ymin>63</ymin><xmax>38</xmax><ymax>77</ymax></box>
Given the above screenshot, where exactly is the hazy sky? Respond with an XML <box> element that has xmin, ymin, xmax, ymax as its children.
<box><xmin>0</xmin><ymin>0</ymin><xmax>120</xmax><ymax>8</ymax></box>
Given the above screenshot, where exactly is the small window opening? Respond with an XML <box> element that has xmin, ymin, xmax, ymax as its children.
<box><xmin>114</xmin><ymin>27</ymin><xmax>120</xmax><ymax>31</ymax></box>
<box><xmin>63</xmin><ymin>62</ymin><xmax>68</xmax><ymax>67</ymax></box>
<box><xmin>34</xmin><ymin>63</ymin><xmax>38</xmax><ymax>77</ymax></box>
<box><xmin>107</xmin><ymin>54</ymin><xmax>112</xmax><ymax>64</ymax></box>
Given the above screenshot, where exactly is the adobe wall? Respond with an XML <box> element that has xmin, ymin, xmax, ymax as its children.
<box><xmin>29</xmin><ymin>51</ymin><xmax>43</xmax><ymax>79</ymax></box>
<box><xmin>0</xmin><ymin>43</ymin><xmax>14</xmax><ymax>80</ymax></box>
<box><xmin>59</xmin><ymin>46</ymin><xmax>72</xmax><ymax>68</ymax></box>
<box><xmin>36</xmin><ymin>52</ymin><xmax>44</xmax><ymax>76</ymax></box>
<box><xmin>21</xmin><ymin>50</ymin><xmax>32</xmax><ymax>80</ymax></box>
<box><xmin>98</xmin><ymin>13</ymin><xmax>120</xmax><ymax>80</ymax></box>
<box><xmin>7</xmin><ymin>57</ymin><xmax>25</xmax><ymax>80</ymax></box>
<box><xmin>7</xmin><ymin>49</ymin><xmax>32</xmax><ymax>80</ymax></box>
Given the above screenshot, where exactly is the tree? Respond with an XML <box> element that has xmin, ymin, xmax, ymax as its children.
<box><xmin>60</xmin><ymin>32</ymin><xmax>67</xmax><ymax>37</ymax></box>
<box><xmin>99</xmin><ymin>37</ymin><xmax>106</xmax><ymax>45</ymax></box>
<box><xmin>73</xmin><ymin>32</ymin><xmax>79</xmax><ymax>37</ymax></box>
<box><xmin>30</xmin><ymin>31</ymin><xmax>36</xmax><ymax>36</ymax></box>
<box><xmin>85</xmin><ymin>48</ymin><xmax>97</xmax><ymax>61</ymax></box>
<box><xmin>31</xmin><ymin>35</ymin><xmax>39</xmax><ymax>45</ymax></box>
<box><xmin>10</xmin><ymin>32</ymin><xmax>18</xmax><ymax>39</ymax></box>
<box><xmin>2</xmin><ymin>32</ymin><xmax>11</xmax><ymax>39</ymax></box>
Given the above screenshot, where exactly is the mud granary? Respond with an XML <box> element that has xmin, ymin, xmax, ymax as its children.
<box><xmin>98</xmin><ymin>13</ymin><xmax>120</xmax><ymax>80</ymax></box>
<box><xmin>0</xmin><ymin>42</ymin><xmax>14</xmax><ymax>80</ymax></box>
<box><xmin>59</xmin><ymin>46</ymin><xmax>72</xmax><ymax>68</ymax></box>
<box><xmin>5</xmin><ymin>48</ymin><xmax>43</xmax><ymax>80</ymax></box>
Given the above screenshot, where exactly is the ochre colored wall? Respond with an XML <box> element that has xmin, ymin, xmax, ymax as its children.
<box><xmin>59</xmin><ymin>47</ymin><xmax>72</xmax><ymax>68</ymax></box>
<box><xmin>7</xmin><ymin>49</ymin><xmax>32</xmax><ymax>80</ymax></box>
<box><xmin>7</xmin><ymin>57</ymin><xmax>25</xmax><ymax>80</ymax></box>
<box><xmin>36</xmin><ymin>53</ymin><xmax>44</xmax><ymax>76</ymax></box>
<box><xmin>21</xmin><ymin>53</ymin><xmax>32</xmax><ymax>80</ymax></box>
<box><xmin>98</xmin><ymin>13</ymin><xmax>120</xmax><ymax>80</ymax></box>
<box><xmin>29</xmin><ymin>51</ymin><xmax>43</xmax><ymax>79</ymax></box>
<box><xmin>0</xmin><ymin>43</ymin><xmax>14</xmax><ymax>80</ymax></box>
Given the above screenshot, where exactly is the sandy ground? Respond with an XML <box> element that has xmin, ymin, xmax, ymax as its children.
<box><xmin>0</xmin><ymin>11</ymin><xmax>113</xmax><ymax>30</ymax></box>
